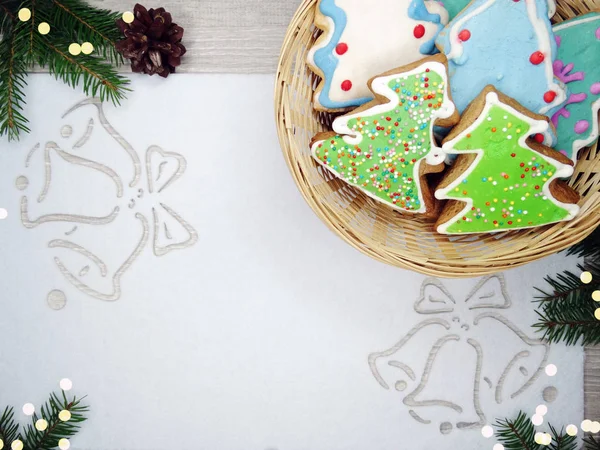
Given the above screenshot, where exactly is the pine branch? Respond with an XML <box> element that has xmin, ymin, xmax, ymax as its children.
<box><xmin>496</xmin><ymin>412</ymin><xmax>540</xmax><ymax>450</ymax></box>
<box><xmin>26</xmin><ymin>0</ymin><xmax>37</xmax><ymax>59</ymax></box>
<box><xmin>49</xmin><ymin>0</ymin><xmax>123</xmax><ymax>63</ymax></box>
<box><xmin>0</xmin><ymin>406</ymin><xmax>19</xmax><ymax>445</ymax></box>
<box><xmin>568</xmin><ymin>226</ymin><xmax>600</xmax><ymax>261</ymax></box>
<box><xmin>533</xmin><ymin>263</ymin><xmax>600</xmax><ymax>346</ymax></box>
<box><xmin>585</xmin><ymin>434</ymin><xmax>600</xmax><ymax>450</ymax></box>
<box><xmin>548</xmin><ymin>424</ymin><xmax>578</xmax><ymax>450</ymax></box>
<box><xmin>0</xmin><ymin>21</ymin><xmax>31</xmax><ymax>140</ymax></box>
<box><xmin>37</xmin><ymin>32</ymin><xmax>129</xmax><ymax>104</ymax></box>
<box><xmin>22</xmin><ymin>391</ymin><xmax>88</xmax><ymax>450</ymax></box>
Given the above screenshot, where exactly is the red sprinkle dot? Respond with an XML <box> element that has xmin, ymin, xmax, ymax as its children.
<box><xmin>341</xmin><ymin>80</ymin><xmax>352</xmax><ymax>91</ymax></box>
<box><xmin>534</xmin><ymin>133</ymin><xmax>545</xmax><ymax>143</ymax></box>
<box><xmin>336</xmin><ymin>43</ymin><xmax>349</xmax><ymax>55</ymax></box>
<box><xmin>458</xmin><ymin>29</ymin><xmax>471</xmax><ymax>41</ymax></box>
<box><xmin>544</xmin><ymin>91</ymin><xmax>557</xmax><ymax>103</ymax></box>
<box><xmin>529</xmin><ymin>51</ymin><xmax>545</xmax><ymax>65</ymax></box>
<box><xmin>414</xmin><ymin>25</ymin><xmax>426</xmax><ymax>39</ymax></box>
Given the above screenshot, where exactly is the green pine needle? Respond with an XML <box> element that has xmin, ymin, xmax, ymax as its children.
<box><xmin>39</xmin><ymin>32</ymin><xmax>129</xmax><ymax>104</ymax></box>
<box><xmin>22</xmin><ymin>391</ymin><xmax>88</xmax><ymax>450</ymax></box>
<box><xmin>0</xmin><ymin>406</ymin><xmax>20</xmax><ymax>445</ymax></box>
<box><xmin>533</xmin><ymin>262</ymin><xmax>600</xmax><ymax>346</ymax></box>
<box><xmin>585</xmin><ymin>434</ymin><xmax>600</xmax><ymax>450</ymax></box>
<box><xmin>0</xmin><ymin>21</ymin><xmax>31</xmax><ymax>140</ymax></box>
<box><xmin>547</xmin><ymin>424</ymin><xmax>578</xmax><ymax>450</ymax></box>
<box><xmin>495</xmin><ymin>412</ymin><xmax>540</xmax><ymax>450</ymax></box>
<box><xmin>49</xmin><ymin>0</ymin><xmax>123</xmax><ymax>64</ymax></box>
<box><xmin>568</xmin><ymin>226</ymin><xmax>600</xmax><ymax>260</ymax></box>
<box><xmin>0</xmin><ymin>0</ymin><xmax>129</xmax><ymax>140</ymax></box>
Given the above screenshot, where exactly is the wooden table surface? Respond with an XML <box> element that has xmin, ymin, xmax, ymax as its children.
<box><xmin>92</xmin><ymin>0</ymin><xmax>600</xmax><ymax>420</ymax></box>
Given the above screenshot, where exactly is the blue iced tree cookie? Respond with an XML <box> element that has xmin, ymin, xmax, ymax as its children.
<box><xmin>307</xmin><ymin>0</ymin><xmax>449</xmax><ymax>111</ymax></box>
<box><xmin>435</xmin><ymin>0</ymin><xmax>567</xmax><ymax>117</ymax></box>
<box><xmin>551</xmin><ymin>12</ymin><xmax>600</xmax><ymax>162</ymax></box>
<box><xmin>439</xmin><ymin>0</ymin><xmax>556</xmax><ymax>21</ymax></box>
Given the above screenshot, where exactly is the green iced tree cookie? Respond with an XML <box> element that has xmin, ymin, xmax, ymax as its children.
<box><xmin>436</xmin><ymin>89</ymin><xmax>580</xmax><ymax>234</ymax></box>
<box><xmin>311</xmin><ymin>57</ymin><xmax>458</xmax><ymax>215</ymax></box>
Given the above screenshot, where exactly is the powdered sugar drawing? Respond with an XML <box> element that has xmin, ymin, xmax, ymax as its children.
<box><xmin>368</xmin><ymin>275</ymin><xmax>550</xmax><ymax>434</ymax></box>
<box><xmin>17</xmin><ymin>98</ymin><xmax>198</xmax><ymax>305</ymax></box>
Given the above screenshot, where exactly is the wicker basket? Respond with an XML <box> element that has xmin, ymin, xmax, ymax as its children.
<box><xmin>274</xmin><ymin>0</ymin><xmax>600</xmax><ymax>278</ymax></box>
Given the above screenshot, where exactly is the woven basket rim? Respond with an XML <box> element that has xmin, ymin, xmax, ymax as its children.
<box><xmin>274</xmin><ymin>0</ymin><xmax>600</xmax><ymax>278</ymax></box>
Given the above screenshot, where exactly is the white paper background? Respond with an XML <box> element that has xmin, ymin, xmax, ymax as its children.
<box><xmin>0</xmin><ymin>75</ymin><xmax>584</xmax><ymax>450</ymax></box>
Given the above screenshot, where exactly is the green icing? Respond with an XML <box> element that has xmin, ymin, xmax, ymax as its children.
<box><xmin>440</xmin><ymin>0</ymin><xmax>470</xmax><ymax>21</ymax></box>
<box><xmin>552</xmin><ymin>12</ymin><xmax>600</xmax><ymax>161</ymax></box>
<box><xmin>440</xmin><ymin>101</ymin><xmax>573</xmax><ymax>234</ymax></box>
<box><xmin>312</xmin><ymin>67</ymin><xmax>449</xmax><ymax>213</ymax></box>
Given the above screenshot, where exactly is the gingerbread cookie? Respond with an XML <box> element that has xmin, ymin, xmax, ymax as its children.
<box><xmin>435</xmin><ymin>0</ymin><xmax>567</xmax><ymax>116</ymax></box>
<box><xmin>551</xmin><ymin>12</ymin><xmax>600</xmax><ymax>162</ymax></box>
<box><xmin>435</xmin><ymin>87</ymin><xmax>580</xmax><ymax>235</ymax></box>
<box><xmin>307</xmin><ymin>0</ymin><xmax>449</xmax><ymax>111</ymax></box>
<box><xmin>311</xmin><ymin>55</ymin><xmax>459</xmax><ymax>216</ymax></box>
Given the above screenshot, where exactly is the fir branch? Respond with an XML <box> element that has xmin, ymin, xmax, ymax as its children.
<box><xmin>585</xmin><ymin>434</ymin><xmax>600</xmax><ymax>450</ymax></box>
<box><xmin>0</xmin><ymin>2</ymin><xmax>15</xmax><ymax>20</ymax></box>
<box><xmin>0</xmin><ymin>406</ymin><xmax>19</xmax><ymax>445</ymax></box>
<box><xmin>547</xmin><ymin>424</ymin><xmax>578</xmax><ymax>450</ymax></box>
<box><xmin>26</xmin><ymin>0</ymin><xmax>37</xmax><ymax>59</ymax></box>
<box><xmin>533</xmin><ymin>263</ymin><xmax>600</xmax><ymax>346</ymax></box>
<box><xmin>568</xmin><ymin>226</ymin><xmax>600</xmax><ymax>261</ymax></box>
<box><xmin>49</xmin><ymin>0</ymin><xmax>123</xmax><ymax>63</ymax></box>
<box><xmin>536</xmin><ymin>266</ymin><xmax>600</xmax><ymax>302</ymax></box>
<box><xmin>38</xmin><ymin>32</ymin><xmax>129</xmax><ymax>104</ymax></box>
<box><xmin>0</xmin><ymin>22</ymin><xmax>31</xmax><ymax>140</ymax></box>
<box><xmin>22</xmin><ymin>391</ymin><xmax>88</xmax><ymax>450</ymax></box>
<box><xmin>496</xmin><ymin>412</ymin><xmax>539</xmax><ymax>450</ymax></box>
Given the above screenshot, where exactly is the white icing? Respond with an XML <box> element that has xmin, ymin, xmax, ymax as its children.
<box><xmin>572</xmin><ymin>97</ymin><xmax>600</xmax><ymax>153</ymax></box>
<box><xmin>546</xmin><ymin>0</ymin><xmax>556</xmax><ymax>19</ymax></box>
<box><xmin>553</xmin><ymin>13</ymin><xmax>600</xmax><ymax>31</ymax></box>
<box><xmin>311</xmin><ymin>61</ymin><xmax>456</xmax><ymax>214</ymax></box>
<box><xmin>327</xmin><ymin>0</ymin><xmax>448</xmax><ymax>103</ymax></box>
<box><xmin>435</xmin><ymin>91</ymin><xmax>579</xmax><ymax>234</ymax></box>
<box><xmin>426</xmin><ymin>1</ymin><xmax>450</xmax><ymax>25</ymax></box>
<box><xmin>525</xmin><ymin>0</ymin><xmax>566</xmax><ymax>114</ymax></box>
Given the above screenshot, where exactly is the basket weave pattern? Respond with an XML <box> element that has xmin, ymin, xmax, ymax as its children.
<box><xmin>275</xmin><ymin>0</ymin><xmax>600</xmax><ymax>277</ymax></box>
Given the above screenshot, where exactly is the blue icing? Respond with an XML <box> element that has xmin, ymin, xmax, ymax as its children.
<box><xmin>408</xmin><ymin>0</ymin><xmax>445</xmax><ymax>54</ymax></box>
<box><xmin>313</xmin><ymin>0</ymin><xmax>372</xmax><ymax>110</ymax></box>
<box><xmin>435</xmin><ymin>0</ymin><xmax>564</xmax><ymax>116</ymax></box>
<box><xmin>313</xmin><ymin>0</ymin><xmax>445</xmax><ymax>110</ymax></box>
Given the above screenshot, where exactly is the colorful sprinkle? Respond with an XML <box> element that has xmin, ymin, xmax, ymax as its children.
<box><xmin>437</xmin><ymin>93</ymin><xmax>578</xmax><ymax>234</ymax></box>
<box><xmin>544</xmin><ymin>91</ymin><xmax>557</xmax><ymax>103</ymax></box>
<box><xmin>575</xmin><ymin>120</ymin><xmax>590</xmax><ymax>134</ymax></box>
<box><xmin>336</xmin><ymin>43</ymin><xmax>348</xmax><ymax>55</ymax></box>
<box><xmin>312</xmin><ymin>64</ymin><xmax>454</xmax><ymax>214</ymax></box>
<box><xmin>458</xmin><ymin>29</ymin><xmax>471</xmax><ymax>41</ymax></box>
<box><xmin>529</xmin><ymin>51</ymin><xmax>545</xmax><ymax>65</ymax></box>
<box><xmin>413</xmin><ymin>25</ymin><xmax>426</xmax><ymax>39</ymax></box>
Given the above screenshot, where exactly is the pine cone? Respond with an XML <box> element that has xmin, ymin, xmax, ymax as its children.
<box><xmin>116</xmin><ymin>4</ymin><xmax>186</xmax><ymax>78</ymax></box>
